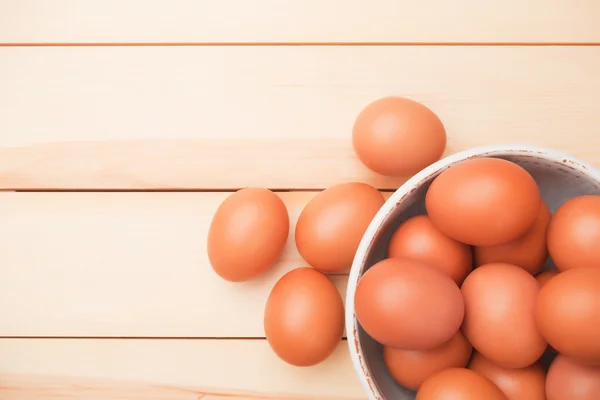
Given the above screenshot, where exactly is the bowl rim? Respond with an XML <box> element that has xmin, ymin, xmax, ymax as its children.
<box><xmin>345</xmin><ymin>143</ymin><xmax>600</xmax><ymax>400</ymax></box>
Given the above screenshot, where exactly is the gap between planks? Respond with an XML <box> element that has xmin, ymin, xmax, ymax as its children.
<box><xmin>7</xmin><ymin>189</ymin><xmax>399</xmax><ymax>193</ymax></box>
<box><xmin>2</xmin><ymin>42</ymin><xmax>600</xmax><ymax>47</ymax></box>
<box><xmin>0</xmin><ymin>337</ymin><xmax>265</xmax><ymax>340</ymax></box>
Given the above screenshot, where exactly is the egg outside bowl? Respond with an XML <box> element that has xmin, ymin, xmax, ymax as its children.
<box><xmin>345</xmin><ymin>144</ymin><xmax>600</xmax><ymax>400</ymax></box>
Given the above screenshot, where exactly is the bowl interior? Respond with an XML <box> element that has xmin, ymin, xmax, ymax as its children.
<box><xmin>351</xmin><ymin>150</ymin><xmax>600</xmax><ymax>400</ymax></box>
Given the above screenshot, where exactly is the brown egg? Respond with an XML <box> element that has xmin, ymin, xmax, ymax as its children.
<box><xmin>388</xmin><ymin>215</ymin><xmax>472</xmax><ymax>284</ymax></box>
<box><xmin>547</xmin><ymin>195</ymin><xmax>600</xmax><ymax>271</ymax></box>
<box><xmin>536</xmin><ymin>267</ymin><xmax>600</xmax><ymax>365</ymax></box>
<box><xmin>426</xmin><ymin>158</ymin><xmax>541</xmax><ymax>246</ymax></box>
<box><xmin>354</xmin><ymin>258</ymin><xmax>464</xmax><ymax>350</ymax></box>
<box><xmin>295</xmin><ymin>182</ymin><xmax>385</xmax><ymax>273</ymax></box>
<box><xmin>384</xmin><ymin>330</ymin><xmax>473</xmax><ymax>390</ymax></box>
<box><xmin>546</xmin><ymin>355</ymin><xmax>600</xmax><ymax>400</ymax></box>
<box><xmin>469</xmin><ymin>352</ymin><xmax>546</xmax><ymax>400</ymax></box>
<box><xmin>416</xmin><ymin>368</ymin><xmax>508</xmax><ymax>400</ymax></box>
<box><xmin>475</xmin><ymin>202</ymin><xmax>551</xmax><ymax>275</ymax></box>
<box><xmin>461</xmin><ymin>263</ymin><xmax>547</xmax><ymax>368</ymax></box>
<box><xmin>536</xmin><ymin>269</ymin><xmax>559</xmax><ymax>287</ymax></box>
<box><xmin>207</xmin><ymin>187</ymin><xmax>289</xmax><ymax>282</ymax></box>
<box><xmin>352</xmin><ymin>97</ymin><xmax>446</xmax><ymax>177</ymax></box>
<box><xmin>264</xmin><ymin>267</ymin><xmax>344</xmax><ymax>367</ymax></box>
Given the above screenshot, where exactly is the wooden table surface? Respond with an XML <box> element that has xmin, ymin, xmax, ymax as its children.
<box><xmin>0</xmin><ymin>1</ymin><xmax>599</xmax><ymax>399</ymax></box>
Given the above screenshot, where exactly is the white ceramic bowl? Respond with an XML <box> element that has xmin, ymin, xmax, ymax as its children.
<box><xmin>345</xmin><ymin>144</ymin><xmax>600</xmax><ymax>400</ymax></box>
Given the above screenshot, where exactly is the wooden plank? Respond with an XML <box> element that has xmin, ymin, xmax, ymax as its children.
<box><xmin>0</xmin><ymin>191</ymin><xmax>385</xmax><ymax>337</ymax></box>
<box><xmin>0</xmin><ymin>0</ymin><xmax>598</xmax><ymax>43</ymax></box>
<box><xmin>0</xmin><ymin>339</ymin><xmax>364</xmax><ymax>399</ymax></box>
<box><xmin>1</xmin><ymin>46</ymin><xmax>600</xmax><ymax>190</ymax></box>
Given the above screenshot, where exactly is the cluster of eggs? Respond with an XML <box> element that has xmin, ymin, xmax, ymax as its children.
<box><xmin>207</xmin><ymin>181</ymin><xmax>383</xmax><ymax>367</ymax></box>
<box><xmin>207</xmin><ymin>96</ymin><xmax>446</xmax><ymax>367</ymax></box>
<box><xmin>206</xmin><ymin>96</ymin><xmax>600</xmax><ymax>400</ymax></box>
<box><xmin>355</xmin><ymin>157</ymin><xmax>600</xmax><ymax>400</ymax></box>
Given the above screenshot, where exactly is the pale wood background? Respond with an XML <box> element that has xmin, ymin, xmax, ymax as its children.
<box><xmin>0</xmin><ymin>1</ymin><xmax>598</xmax><ymax>399</ymax></box>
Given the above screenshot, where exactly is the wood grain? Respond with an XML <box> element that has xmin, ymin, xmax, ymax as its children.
<box><xmin>0</xmin><ymin>339</ymin><xmax>364</xmax><ymax>399</ymax></box>
<box><xmin>0</xmin><ymin>191</ymin><xmax>393</xmax><ymax>337</ymax></box>
<box><xmin>1</xmin><ymin>375</ymin><xmax>361</xmax><ymax>400</ymax></box>
<box><xmin>1</xmin><ymin>46</ymin><xmax>600</xmax><ymax>189</ymax></box>
<box><xmin>0</xmin><ymin>0</ymin><xmax>598</xmax><ymax>44</ymax></box>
